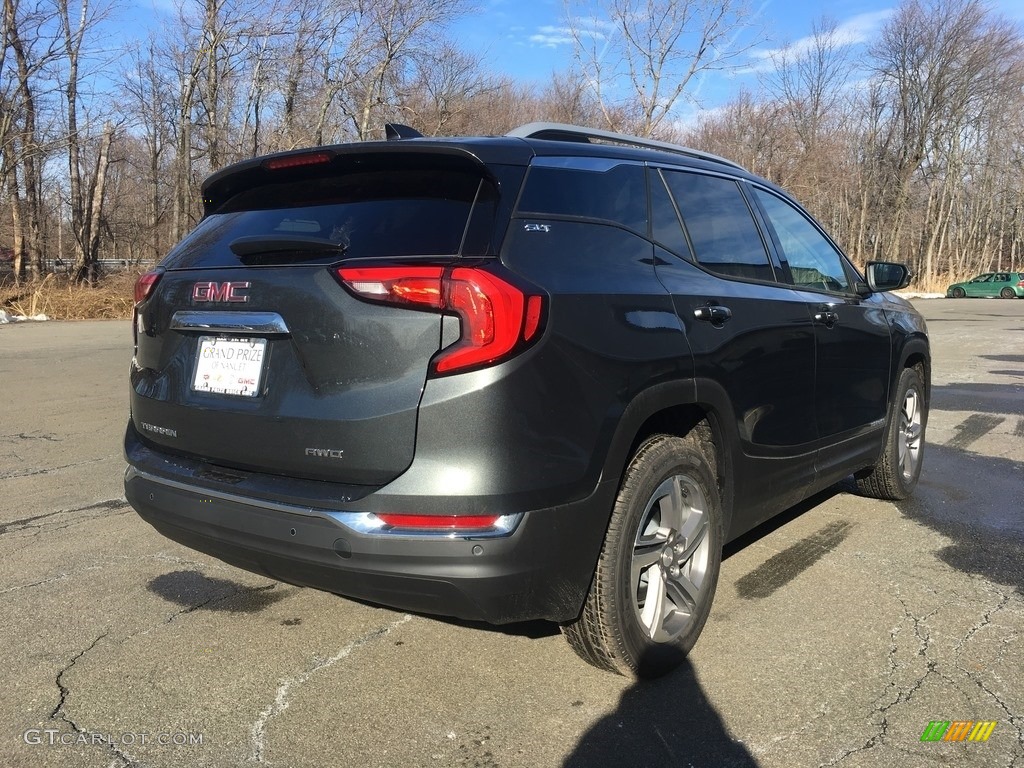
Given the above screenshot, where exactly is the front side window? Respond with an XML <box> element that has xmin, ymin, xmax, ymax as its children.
<box><xmin>752</xmin><ymin>188</ymin><xmax>851</xmax><ymax>293</ymax></box>
<box><xmin>663</xmin><ymin>170</ymin><xmax>775</xmax><ymax>282</ymax></box>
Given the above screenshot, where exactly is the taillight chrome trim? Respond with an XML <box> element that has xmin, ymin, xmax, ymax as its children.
<box><xmin>325</xmin><ymin>511</ymin><xmax>523</xmax><ymax>539</ymax></box>
<box><xmin>125</xmin><ymin>467</ymin><xmax>522</xmax><ymax>540</ymax></box>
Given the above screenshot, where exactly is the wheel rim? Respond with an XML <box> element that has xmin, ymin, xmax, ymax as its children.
<box><xmin>953</xmin><ymin>288</ymin><xmax>965</xmax><ymax>298</ymax></box>
<box><xmin>630</xmin><ymin>474</ymin><xmax>710</xmax><ymax>643</ymax></box>
<box><xmin>1001</xmin><ymin>288</ymin><xmax>1014</xmax><ymax>298</ymax></box>
<box><xmin>898</xmin><ymin>387</ymin><xmax>923</xmax><ymax>481</ymax></box>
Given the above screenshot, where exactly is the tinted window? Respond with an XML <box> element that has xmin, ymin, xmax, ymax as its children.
<box><xmin>517</xmin><ymin>162</ymin><xmax>646</xmax><ymax>232</ymax></box>
<box><xmin>165</xmin><ymin>168</ymin><xmax>492</xmax><ymax>269</ymax></box>
<box><xmin>650</xmin><ymin>171</ymin><xmax>691</xmax><ymax>258</ymax></box>
<box><xmin>663</xmin><ymin>171</ymin><xmax>774</xmax><ymax>282</ymax></box>
<box><xmin>752</xmin><ymin>188</ymin><xmax>850</xmax><ymax>293</ymax></box>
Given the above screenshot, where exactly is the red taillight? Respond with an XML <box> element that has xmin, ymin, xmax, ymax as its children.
<box><xmin>134</xmin><ymin>268</ymin><xmax>164</xmax><ymax>304</ymax></box>
<box><xmin>338</xmin><ymin>266</ymin><xmax>444</xmax><ymax>308</ymax></box>
<box><xmin>376</xmin><ymin>513</ymin><xmax>501</xmax><ymax>531</ymax></box>
<box><xmin>262</xmin><ymin>151</ymin><xmax>333</xmax><ymax>171</ymax></box>
<box><xmin>336</xmin><ymin>265</ymin><xmax>545</xmax><ymax>375</ymax></box>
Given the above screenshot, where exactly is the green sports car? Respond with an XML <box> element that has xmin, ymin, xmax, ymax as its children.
<box><xmin>946</xmin><ymin>271</ymin><xmax>1024</xmax><ymax>298</ymax></box>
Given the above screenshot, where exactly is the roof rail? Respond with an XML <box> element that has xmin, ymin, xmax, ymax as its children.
<box><xmin>506</xmin><ymin>122</ymin><xmax>744</xmax><ymax>171</ymax></box>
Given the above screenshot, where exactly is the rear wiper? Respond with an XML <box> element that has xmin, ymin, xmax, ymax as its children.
<box><xmin>229</xmin><ymin>235</ymin><xmax>348</xmax><ymax>257</ymax></box>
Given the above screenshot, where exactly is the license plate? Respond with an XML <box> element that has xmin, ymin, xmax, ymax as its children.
<box><xmin>192</xmin><ymin>336</ymin><xmax>267</xmax><ymax>397</ymax></box>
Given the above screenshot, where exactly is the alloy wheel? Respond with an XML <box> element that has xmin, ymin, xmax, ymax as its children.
<box><xmin>630</xmin><ymin>474</ymin><xmax>711</xmax><ymax>643</ymax></box>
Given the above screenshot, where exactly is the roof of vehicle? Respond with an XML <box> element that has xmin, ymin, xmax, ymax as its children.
<box><xmin>200</xmin><ymin>122</ymin><xmax>765</xmax><ymax>213</ymax></box>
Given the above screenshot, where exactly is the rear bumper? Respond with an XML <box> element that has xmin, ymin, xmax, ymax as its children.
<box><xmin>124</xmin><ymin>436</ymin><xmax>614</xmax><ymax>625</ymax></box>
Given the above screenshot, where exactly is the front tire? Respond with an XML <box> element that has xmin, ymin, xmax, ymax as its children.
<box><xmin>951</xmin><ymin>287</ymin><xmax>966</xmax><ymax>298</ymax></box>
<box><xmin>855</xmin><ymin>366</ymin><xmax>926</xmax><ymax>500</ymax></box>
<box><xmin>562</xmin><ymin>432</ymin><xmax>722</xmax><ymax>677</ymax></box>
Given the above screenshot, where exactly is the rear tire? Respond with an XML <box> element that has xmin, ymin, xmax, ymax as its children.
<box><xmin>855</xmin><ymin>366</ymin><xmax>926</xmax><ymax>500</ymax></box>
<box><xmin>1000</xmin><ymin>287</ymin><xmax>1015</xmax><ymax>299</ymax></box>
<box><xmin>562</xmin><ymin>431</ymin><xmax>722</xmax><ymax>678</ymax></box>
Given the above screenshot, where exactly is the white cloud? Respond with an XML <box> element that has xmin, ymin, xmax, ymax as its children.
<box><xmin>522</xmin><ymin>16</ymin><xmax>614</xmax><ymax>49</ymax></box>
<box><xmin>530</xmin><ymin>32</ymin><xmax>576</xmax><ymax>46</ymax></box>
<box><xmin>742</xmin><ymin>9</ymin><xmax>894</xmax><ymax>73</ymax></box>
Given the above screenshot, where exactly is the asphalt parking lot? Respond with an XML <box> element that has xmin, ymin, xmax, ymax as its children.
<box><xmin>1</xmin><ymin>298</ymin><xmax>1021</xmax><ymax>768</ymax></box>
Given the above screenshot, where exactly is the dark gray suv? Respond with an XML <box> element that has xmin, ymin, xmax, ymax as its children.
<box><xmin>125</xmin><ymin>123</ymin><xmax>929</xmax><ymax>677</ymax></box>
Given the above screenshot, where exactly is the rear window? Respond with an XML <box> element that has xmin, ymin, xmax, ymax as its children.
<box><xmin>163</xmin><ymin>165</ymin><xmax>495</xmax><ymax>269</ymax></box>
<box><xmin>516</xmin><ymin>160</ymin><xmax>646</xmax><ymax>232</ymax></box>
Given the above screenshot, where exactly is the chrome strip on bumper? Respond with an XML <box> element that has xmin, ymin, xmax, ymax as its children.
<box><xmin>125</xmin><ymin>466</ymin><xmax>522</xmax><ymax>539</ymax></box>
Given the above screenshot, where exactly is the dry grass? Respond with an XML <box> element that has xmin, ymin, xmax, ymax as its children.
<box><xmin>0</xmin><ymin>272</ymin><xmax>138</xmax><ymax>320</ymax></box>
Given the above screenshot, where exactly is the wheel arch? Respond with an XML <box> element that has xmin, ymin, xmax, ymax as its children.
<box><xmin>599</xmin><ymin>380</ymin><xmax>738</xmax><ymax>541</ymax></box>
<box><xmin>898</xmin><ymin>335</ymin><xmax>931</xmax><ymax>413</ymax></box>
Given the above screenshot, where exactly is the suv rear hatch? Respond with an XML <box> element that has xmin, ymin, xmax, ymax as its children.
<box><xmin>130</xmin><ymin>148</ymin><xmax>517</xmax><ymax>486</ymax></box>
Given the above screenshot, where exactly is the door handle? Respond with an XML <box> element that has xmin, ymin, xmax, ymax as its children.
<box><xmin>693</xmin><ymin>305</ymin><xmax>732</xmax><ymax>325</ymax></box>
<box><xmin>814</xmin><ymin>309</ymin><xmax>839</xmax><ymax>327</ymax></box>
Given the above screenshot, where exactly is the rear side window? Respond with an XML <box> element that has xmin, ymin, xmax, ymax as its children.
<box><xmin>516</xmin><ymin>160</ymin><xmax>646</xmax><ymax>232</ymax></box>
<box><xmin>164</xmin><ymin>165</ymin><xmax>495</xmax><ymax>269</ymax></box>
<box><xmin>662</xmin><ymin>170</ymin><xmax>775</xmax><ymax>282</ymax></box>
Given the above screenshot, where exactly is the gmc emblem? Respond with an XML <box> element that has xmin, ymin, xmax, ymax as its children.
<box><xmin>193</xmin><ymin>281</ymin><xmax>250</xmax><ymax>303</ymax></box>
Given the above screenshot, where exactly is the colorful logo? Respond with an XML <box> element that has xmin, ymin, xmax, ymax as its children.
<box><xmin>920</xmin><ymin>721</ymin><xmax>996</xmax><ymax>742</ymax></box>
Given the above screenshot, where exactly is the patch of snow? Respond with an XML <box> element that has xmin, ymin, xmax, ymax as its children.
<box><xmin>0</xmin><ymin>310</ymin><xmax>49</xmax><ymax>324</ymax></box>
<box><xmin>894</xmin><ymin>291</ymin><xmax>945</xmax><ymax>299</ymax></box>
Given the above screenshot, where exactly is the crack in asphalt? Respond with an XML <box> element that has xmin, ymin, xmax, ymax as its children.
<box><xmin>824</xmin><ymin>587</ymin><xmax>1024</xmax><ymax>767</ymax></box>
<box><xmin>0</xmin><ymin>431</ymin><xmax>62</xmax><ymax>443</ymax></box>
<box><xmin>249</xmin><ymin>614</ymin><xmax>414</xmax><ymax>764</ymax></box>
<box><xmin>0</xmin><ymin>457</ymin><xmax>106</xmax><ymax>480</ymax></box>
<box><xmin>0</xmin><ymin>573</ymin><xmax>71</xmax><ymax>595</ymax></box>
<box><xmin>0</xmin><ymin>499</ymin><xmax>130</xmax><ymax>537</ymax></box>
<box><xmin>823</xmin><ymin>596</ymin><xmax>941</xmax><ymax>766</ymax></box>
<box><xmin>952</xmin><ymin>592</ymin><xmax>1024</xmax><ymax>758</ymax></box>
<box><xmin>751</xmin><ymin>701</ymin><xmax>834</xmax><ymax>757</ymax></box>
<box><xmin>146</xmin><ymin>582</ymin><xmax>283</xmax><ymax>635</ymax></box>
<box><xmin>50</xmin><ymin>631</ymin><xmax>137</xmax><ymax>767</ymax></box>
<box><xmin>1</xmin><ymin>551</ymin><xmax>247</xmax><ymax>598</ymax></box>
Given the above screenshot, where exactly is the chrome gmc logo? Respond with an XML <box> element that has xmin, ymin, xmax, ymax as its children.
<box><xmin>192</xmin><ymin>281</ymin><xmax>250</xmax><ymax>302</ymax></box>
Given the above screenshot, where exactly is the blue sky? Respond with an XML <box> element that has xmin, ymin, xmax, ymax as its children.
<box><xmin>114</xmin><ymin>0</ymin><xmax>1024</xmax><ymax>121</ymax></box>
<box><xmin>452</xmin><ymin>0</ymin><xmax>1024</xmax><ymax>110</ymax></box>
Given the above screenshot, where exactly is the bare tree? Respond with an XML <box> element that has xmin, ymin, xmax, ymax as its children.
<box><xmin>2</xmin><ymin>0</ymin><xmax>55</xmax><ymax>281</ymax></box>
<box><xmin>338</xmin><ymin>0</ymin><xmax>469</xmax><ymax>140</ymax></box>
<box><xmin>761</xmin><ymin>18</ymin><xmax>853</xmax><ymax>154</ymax></box>
<box><xmin>566</xmin><ymin>0</ymin><xmax>761</xmax><ymax>136</ymax></box>
<box><xmin>121</xmin><ymin>38</ymin><xmax>175</xmax><ymax>261</ymax></box>
<box><xmin>868</xmin><ymin>0</ymin><xmax>1024</xmax><ymax>274</ymax></box>
<box><xmin>403</xmin><ymin>43</ymin><xmax>504</xmax><ymax>135</ymax></box>
<box><xmin>57</xmin><ymin>0</ymin><xmax>117</xmax><ymax>282</ymax></box>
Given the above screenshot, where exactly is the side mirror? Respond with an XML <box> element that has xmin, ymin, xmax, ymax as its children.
<box><xmin>865</xmin><ymin>261</ymin><xmax>912</xmax><ymax>292</ymax></box>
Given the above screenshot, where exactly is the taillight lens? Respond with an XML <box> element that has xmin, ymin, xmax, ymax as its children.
<box><xmin>375</xmin><ymin>513</ymin><xmax>501</xmax><ymax>531</ymax></box>
<box><xmin>338</xmin><ymin>266</ymin><xmax>444</xmax><ymax>308</ymax></box>
<box><xmin>134</xmin><ymin>268</ymin><xmax>164</xmax><ymax>304</ymax></box>
<box><xmin>337</xmin><ymin>265</ymin><xmax>545</xmax><ymax>375</ymax></box>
